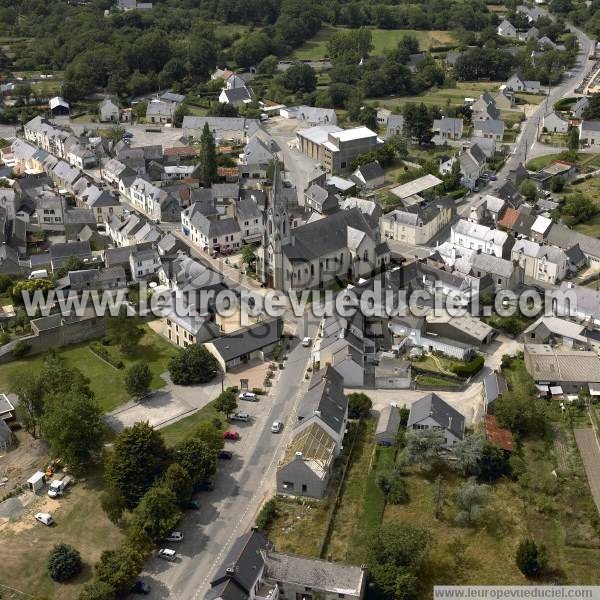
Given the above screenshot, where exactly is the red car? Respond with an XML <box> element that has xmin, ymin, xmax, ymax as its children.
<box><xmin>224</xmin><ymin>431</ymin><xmax>240</xmax><ymax>441</ymax></box>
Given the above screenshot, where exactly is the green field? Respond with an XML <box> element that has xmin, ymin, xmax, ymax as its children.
<box><xmin>159</xmin><ymin>400</ymin><xmax>223</xmax><ymax>446</ymax></box>
<box><xmin>291</xmin><ymin>26</ymin><xmax>456</xmax><ymax>60</ymax></box>
<box><xmin>373</xmin><ymin>81</ymin><xmax>502</xmax><ymax>111</ymax></box>
<box><xmin>0</xmin><ymin>470</ymin><xmax>125</xmax><ymax>600</ymax></box>
<box><xmin>0</xmin><ymin>326</ymin><xmax>177</xmax><ymax>412</ymax></box>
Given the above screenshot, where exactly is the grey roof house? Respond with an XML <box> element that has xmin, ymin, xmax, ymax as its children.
<box><xmin>407</xmin><ymin>393</ymin><xmax>465</xmax><ymax>447</ymax></box>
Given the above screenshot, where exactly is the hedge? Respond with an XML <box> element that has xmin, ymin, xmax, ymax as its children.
<box><xmin>90</xmin><ymin>342</ymin><xmax>125</xmax><ymax>369</ymax></box>
<box><xmin>451</xmin><ymin>354</ymin><xmax>484</xmax><ymax>377</ymax></box>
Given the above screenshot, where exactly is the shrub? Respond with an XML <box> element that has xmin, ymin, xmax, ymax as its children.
<box><xmin>47</xmin><ymin>543</ymin><xmax>83</xmax><ymax>582</ymax></box>
<box><xmin>12</xmin><ymin>340</ymin><xmax>31</xmax><ymax>358</ymax></box>
<box><xmin>168</xmin><ymin>345</ymin><xmax>219</xmax><ymax>385</ymax></box>
<box><xmin>452</xmin><ymin>355</ymin><xmax>484</xmax><ymax>377</ymax></box>
<box><xmin>256</xmin><ymin>498</ymin><xmax>278</xmax><ymax>529</ymax></box>
<box><xmin>516</xmin><ymin>538</ymin><xmax>547</xmax><ymax>577</ymax></box>
<box><xmin>90</xmin><ymin>342</ymin><xmax>124</xmax><ymax>369</ymax></box>
<box><xmin>251</xmin><ymin>387</ymin><xmax>265</xmax><ymax>395</ymax></box>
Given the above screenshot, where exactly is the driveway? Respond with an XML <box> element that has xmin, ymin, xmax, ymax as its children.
<box><xmin>104</xmin><ymin>373</ymin><xmax>223</xmax><ymax>432</ymax></box>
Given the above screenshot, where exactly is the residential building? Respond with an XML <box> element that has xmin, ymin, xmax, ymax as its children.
<box><xmin>387</xmin><ymin>114</ymin><xmax>405</xmax><ymax>137</ymax></box>
<box><xmin>146</xmin><ymin>100</ymin><xmax>175</xmax><ymax>124</ymax></box>
<box><xmin>471</xmin><ymin>92</ymin><xmax>500</xmax><ymax>121</ymax></box>
<box><xmin>543</xmin><ymin>111</ymin><xmax>569</xmax><ymax>133</ymax></box>
<box><xmin>219</xmin><ymin>86</ymin><xmax>254</xmax><ymax>106</ymax></box>
<box><xmin>473</xmin><ymin>119</ymin><xmax>505</xmax><ymax>141</ymax></box>
<box><xmin>408</xmin><ymin>393</ymin><xmax>465</xmax><ymax>447</ymax></box>
<box><xmin>523</xmin><ymin>316</ymin><xmax>589</xmax><ymax>348</ymax></box>
<box><xmin>99</xmin><ymin>98</ymin><xmax>120</xmax><ymax>123</ymax></box>
<box><xmin>511</xmin><ymin>238</ymin><xmax>568</xmax><ymax>284</ymax></box>
<box><xmin>572</xmin><ymin>96</ymin><xmax>589</xmax><ymax>119</ymax></box>
<box><xmin>129</xmin><ymin>177</ymin><xmax>180</xmax><ymax>222</ymax></box>
<box><xmin>129</xmin><ymin>245</ymin><xmax>161</xmax><ymax>281</ymax></box>
<box><xmin>547</xmin><ymin>223</ymin><xmax>600</xmax><ymax>266</ymax></box>
<box><xmin>494</xmin><ymin>88</ymin><xmax>515</xmax><ymax>110</ymax></box>
<box><xmin>497</xmin><ymin>19</ymin><xmax>517</xmax><ymax>37</ymax></box>
<box><xmin>451</xmin><ymin>219</ymin><xmax>510</xmax><ymax>258</ymax></box>
<box><xmin>304</xmin><ymin>184</ymin><xmax>341</xmax><ymax>215</ymax></box>
<box><xmin>49</xmin><ymin>96</ymin><xmax>70</xmax><ymax>116</ymax></box>
<box><xmin>239</xmin><ymin>134</ymin><xmax>273</xmax><ymax>179</ymax></box>
<box><xmin>235</xmin><ymin>197</ymin><xmax>263</xmax><ymax>243</ymax></box>
<box><xmin>432</xmin><ymin>117</ymin><xmax>464</xmax><ymax>139</ymax></box>
<box><xmin>506</xmin><ymin>73</ymin><xmax>541</xmax><ymax>94</ymax></box>
<box><xmin>351</xmin><ymin>161</ymin><xmax>385</xmax><ymax>189</ymax></box>
<box><xmin>277</xmin><ymin>366</ymin><xmax>348</xmax><ymax>498</ymax></box>
<box><xmin>579</xmin><ymin>120</ymin><xmax>600</xmax><ymax>147</ymax></box>
<box><xmin>181</xmin><ymin>205</ymin><xmax>241</xmax><ymax>253</ymax></box>
<box><xmin>380</xmin><ymin>197</ymin><xmax>455</xmax><ymax>245</ymax></box>
<box><xmin>458</xmin><ymin>144</ymin><xmax>486</xmax><ymax>189</ymax></box>
<box><xmin>296</xmin><ymin>126</ymin><xmax>382</xmax><ymax>174</ymax></box>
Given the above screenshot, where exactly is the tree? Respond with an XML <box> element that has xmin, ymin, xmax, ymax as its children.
<box><xmin>47</xmin><ymin>544</ymin><xmax>82</xmax><ymax>582</ymax></box>
<box><xmin>404</xmin><ymin>429</ymin><xmax>445</xmax><ymax>469</ymax></box>
<box><xmin>402</xmin><ymin>102</ymin><xmax>435</xmax><ymax>145</ymax></box>
<box><xmin>377</xmin><ymin>470</ymin><xmax>409</xmax><ymax>504</ymax></box>
<box><xmin>453</xmin><ymin>480</ymin><xmax>490</xmax><ymax>526</ymax></box>
<box><xmin>173</xmin><ymin>437</ymin><xmax>218</xmax><ymax>489</ymax></box>
<box><xmin>452</xmin><ymin>434</ymin><xmax>486</xmax><ymax>477</ymax></box>
<box><xmin>132</xmin><ymin>485</ymin><xmax>181</xmax><ymax>542</ymax></box>
<box><xmin>478</xmin><ymin>443</ymin><xmax>511</xmax><ymax>482</ymax></box>
<box><xmin>431</xmin><ymin>475</ymin><xmax>446</xmax><ymax>519</ymax></box>
<box><xmin>173</xmin><ymin>103</ymin><xmax>191</xmax><ymax>128</ymax></box>
<box><xmin>368</xmin><ymin>523</ymin><xmax>431</xmax><ymax>600</ymax></box>
<box><xmin>258</xmin><ymin>55</ymin><xmax>279</xmax><ymax>76</ymax></box>
<box><xmin>347</xmin><ymin>392</ymin><xmax>372</xmax><ymax>419</ymax></box>
<box><xmin>168</xmin><ymin>344</ymin><xmax>219</xmax><ymax>385</ymax></box>
<box><xmin>100</xmin><ymin>486</ymin><xmax>127</xmax><ymax>524</ymax></box>
<box><xmin>516</xmin><ymin>538</ymin><xmax>547</xmax><ymax>577</ymax></box>
<box><xmin>162</xmin><ymin>462</ymin><xmax>193</xmax><ymax>505</ymax></box>
<box><xmin>199</xmin><ymin>123</ymin><xmax>218</xmax><ymax>186</ymax></box>
<box><xmin>282</xmin><ymin>63</ymin><xmax>317</xmax><ymax>93</ymax></box>
<box><xmin>550</xmin><ymin>176</ymin><xmax>565</xmax><ymax>193</ymax></box>
<box><xmin>559</xmin><ymin>192</ymin><xmax>599</xmax><ymax>225</ymax></box>
<box><xmin>42</xmin><ymin>391</ymin><xmax>104</xmax><ymax>470</ymax></box>
<box><xmin>357</xmin><ymin>105</ymin><xmax>378</xmax><ymax>130</ymax></box>
<box><xmin>79</xmin><ymin>580</ymin><xmax>115</xmax><ymax>600</ymax></box>
<box><xmin>107</xmin><ymin>306</ymin><xmax>143</xmax><ymax>354</ymax></box>
<box><xmin>241</xmin><ymin>244</ymin><xmax>256</xmax><ymax>267</ymax></box>
<box><xmin>94</xmin><ymin>543</ymin><xmax>146</xmax><ymax>596</ymax></box>
<box><xmin>567</xmin><ymin>126</ymin><xmax>579</xmax><ymax>151</ymax></box>
<box><xmin>10</xmin><ymin>371</ymin><xmax>44</xmax><ymax>437</ymax></box>
<box><xmin>104</xmin><ymin>422</ymin><xmax>172</xmax><ymax>509</ymax></box>
<box><xmin>190</xmin><ymin>420</ymin><xmax>224</xmax><ymax>451</ymax></box>
<box><xmin>519</xmin><ymin>179</ymin><xmax>537</xmax><ymax>202</ymax></box>
<box><xmin>125</xmin><ymin>363</ymin><xmax>152</xmax><ymax>401</ymax></box>
<box><xmin>443</xmin><ymin>159</ymin><xmax>462</xmax><ymax>192</ymax></box>
<box><xmin>214</xmin><ymin>387</ymin><xmax>238</xmax><ymax>419</ymax></box>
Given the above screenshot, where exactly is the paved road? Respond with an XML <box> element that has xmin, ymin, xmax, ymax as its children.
<box><xmin>496</xmin><ymin>23</ymin><xmax>593</xmax><ymax>179</ymax></box>
<box><xmin>137</xmin><ymin>314</ymin><xmax>319</xmax><ymax>600</ymax></box>
<box><xmin>574</xmin><ymin>428</ymin><xmax>600</xmax><ymax>515</ymax></box>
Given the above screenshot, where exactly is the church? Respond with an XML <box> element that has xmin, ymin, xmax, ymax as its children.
<box><xmin>256</xmin><ymin>161</ymin><xmax>390</xmax><ymax>290</ymax></box>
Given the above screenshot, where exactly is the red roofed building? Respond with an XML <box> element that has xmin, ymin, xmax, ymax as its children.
<box><xmin>496</xmin><ymin>206</ymin><xmax>519</xmax><ymax>231</ymax></box>
<box><xmin>484</xmin><ymin>414</ymin><xmax>513</xmax><ymax>452</ymax></box>
<box><xmin>163</xmin><ymin>146</ymin><xmax>199</xmax><ymax>159</ymax></box>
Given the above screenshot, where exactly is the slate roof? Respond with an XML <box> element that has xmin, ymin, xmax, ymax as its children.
<box><xmin>221</xmin><ymin>86</ymin><xmax>253</xmax><ymax>104</ymax></box>
<box><xmin>547</xmin><ymin>223</ymin><xmax>600</xmax><ymax>259</ymax></box>
<box><xmin>282</xmin><ymin>208</ymin><xmax>373</xmax><ymax>262</ymax></box>
<box><xmin>210</xmin><ymin>317</ymin><xmax>283</xmax><ymax>363</ymax></box>
<box><xmin>208</xmin><ymin>529</ymin><xmax>268</xmax><ymax>599</ymax></box>
<box><xmin>263</xmin><ymin>552</ymin><xmax>366</xmax><ymax>596</ymax></box>
<box><xmin>408</xmin><ymin>393</ymin><xmax>465</xmax><ymax>438</ymax></box>
<box><xmin>474</xmin><ymin>119</ymin><xmax>505</xmax><ymax>136</ymax></box>
<box><xmin>524</xmin><ymin>344</ymin><xmax>600</xmax><ymax>383</ymax></box>
<box><xmin>297</xmin><ymin>365</ymin><xmax>347</xmax><ymax>436</ymax></box>
<box><xmin>354</xmin><ymin>160</ymin><xmax>384</xmax><ymax>182</ymax></box>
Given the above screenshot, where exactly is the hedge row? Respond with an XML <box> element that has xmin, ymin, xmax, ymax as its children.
<box><xmin>90</xmin><ymin>342</ymin><xmax>124</xmax><ymax>369</ymax></box>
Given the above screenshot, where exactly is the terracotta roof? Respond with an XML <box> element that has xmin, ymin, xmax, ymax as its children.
<box><xmin>497</xmin><ymin>206</ymin><xmax>519</xmax><ymax>229</ymax></box>
<box><xmin>484</xmin><ymin>414</ymin><xmax>513</xmax><ymax>452</ymax></box>
<box><xmin>218</xmin><ymin>166</ymin><xmax>239</xmax><ymax>177</ymax></box>
<box><xmin>218</xmin><ymin>146</ymin><xmax>233</xmax><ymax>154</ymax></box>
<box><xmin>163</xmin><ymin>146</ymin><xmax>199</xmax><ymax>158</ymax></box>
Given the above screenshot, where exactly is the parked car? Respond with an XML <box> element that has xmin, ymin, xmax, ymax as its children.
<box><xmin>165</xmin><ymin>531</ymin><xmax>184</xmax><ymax>542</ymax></box>
<box><xmin>35</xmin><ymin>512</ymin><xmax>54</xmax><ymax>526</ymax></box>
<box><xmin>219</xmin><ymin>450</ymin><xmax>234</xmax><ymax>460</ymax></box>
<box><xmin>224</xmin><ymin>431</ymin><xmax>240</xmax><ymax>440</ymax></box>
<box><xmin>302</xmin><ymin>337</ymin><xmax>312</xmax><ymax>347</ymax></box>
<box><xmin>231</xmin><ymin>412</ymin><xmax>250</xmax><ymax>422</ymax></box>
<box><xmin>238</xmin><ymin>391</ymin><xmax>257</xmax><ymax>401</ymax></box>
<box><xmin>130</xmin><ymin>581</ymin><xmax>151</xmax><ymax>595</ymax></box>
<box><xmin>271</xmin><ymin>421</ymin><xmax>283</xmax><ymax>433</ymax></box>
<box><xmin>158</xmin><ymin>548</ymin><xmax>177</xmax><ymax>561</ymax></box>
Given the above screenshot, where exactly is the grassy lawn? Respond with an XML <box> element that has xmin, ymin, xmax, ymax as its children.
<box><xmin>526</xmin><ymin>152</ymin><xmax>600</xmax><ymax>171</ymax></box>
<box><xmin>515</xmin><ymin>93</ymin><xmax>544</xmax><ymax>105</ymax></box>
<box><xmin>415</xmin><ymin>374</ymin><xmax>463</xmax><ymax>388</ymax></box>
<box><xmin>0</xmin><ymin>326</ymin><xmax>177</xmax><ymax>412</ymax></box>
<box><xmin>291</xmin><ymin>26</ymin><xmax>456</xmax><ymax>60</ymax></box>
<box><xmin>574</xmin><ymin>214</ymin><xmax>600</xmax><ymax>238</ymax></box>
<box><xmin>0</xmin><ymin>469</ymin><xmax>125</xmax><ymax>600</ymax></box>
<box><xmin>373</xmin><ymin>81</ymin><xmax>502</xmax><ymax>112</ymax></box>
<box><xmin>159</xmin><ymin>400</ymin><xmax>222</xmax><ymax>446</ymax></box>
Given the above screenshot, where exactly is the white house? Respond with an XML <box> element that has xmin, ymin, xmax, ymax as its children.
<box><xmin>451</xmin><ymin>219</ymin><xmax>509</xmax><ymax>257</ymax></box>
<box><xmin>497</xmin><ymin>20</ymin><xmax>517</xmax><ymax>38</ymax></box>
<box><xmin>543</xmin><ymin>111</ymin><xmax>569</xmax><ymax>134</ymax></box>
<box><xmin>511</xmin><ymin>238</ymin><xmax>568</xmax><ymax>284</ymax></box>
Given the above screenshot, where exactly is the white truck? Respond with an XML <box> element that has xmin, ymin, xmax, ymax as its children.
<box><xmin>47</xmin><ymin>475</ymin><xmax>72</xmax><ymax>498</ymax></box>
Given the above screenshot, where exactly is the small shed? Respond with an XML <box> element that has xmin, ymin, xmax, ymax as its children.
<box><xmin>0</xmin><ymin>419</ymin><xmax>13</xmax><ymax>451</ymax></box>
<box><xmin>27</xmin><ymin>470</ymin><xmax>46</xmax><ymax>493</ymax></box>
<box><xmin>375</xmin><ymin>405</ymin><xmax>401</xmax><ymax>446</ymax></box>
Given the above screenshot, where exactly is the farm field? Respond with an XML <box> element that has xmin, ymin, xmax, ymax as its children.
<box><xmin>292</xmin><ymin>26</ymin><xmax>456</xmax><ymax>60</ymax></box>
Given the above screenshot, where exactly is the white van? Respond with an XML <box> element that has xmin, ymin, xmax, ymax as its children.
<box><xmin>28</xmin><ymin>269</ymin><xmax>48</xmax><ymax>280</ymax></box>
<box><xmin>48</xmin><ymin>475</ymin><xmax>73</xmax><ymax>498</ymax></box>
